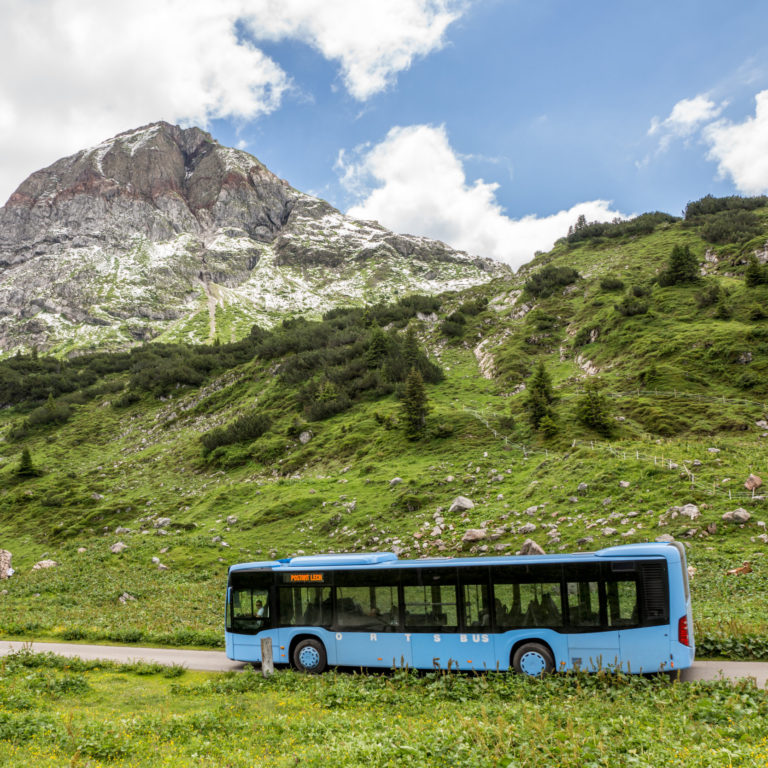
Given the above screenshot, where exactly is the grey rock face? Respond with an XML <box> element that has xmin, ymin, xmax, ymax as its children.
<box><xmin>0</xmin><ymin>121</ymin><xmax>509</xmax><ymax>354</ymax></box>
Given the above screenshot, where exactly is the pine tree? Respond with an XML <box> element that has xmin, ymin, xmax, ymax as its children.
<box><xmin>365</xmin><ymin>321</ymin><xmax>388</xmax><ymax>368</ymax></box>
<box><xmin>401</xmin><ymin>368</ymin><xmax>429</xmax><ymax>440</ymax></box>
<box><xmin>524</xmin><ymin>359</ymin><xmax>555</xmax><ymax>429</ymax></box>
<box><xmin>16</xmin><ymin>448</ymin><xmax>38</xmax><ymax>477</ymax></box>
<box><xmin>745</xmin><ymin>255</ymin><xmax>768</xmax><ymax>287</ymax></box>
<box><xmin>576</xmin><ymin>380</ymin><xmax>612</xmax><ymax>436</ymax></box>
<box><xmin>403</xmin><ymin>325</ymin><xmax>419</xmax><ymax>372</ymax></box>
<box><xmin>660</xmin><ymin>244</ymin><xmax>699</xmax><ymax>285</ymax></box>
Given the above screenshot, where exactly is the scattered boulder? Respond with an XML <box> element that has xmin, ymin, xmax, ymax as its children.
<box><xmin>0</xmin><ymin>550</ymin><xmax>11</xmax><ymax>579</ymax></box>
<box><xmin>722</xmin><ymin>508</ymin><xmax>751</xmax><ymax>524</ymax></box>
<box><xmin>158</xmin><ymin>563</ymin><xmax>169</xmax><ymax>571</ymax></box>
<box><xmin>118</xmin><ymin>592</ymin><xmax>136</xmax><ymax>604</ymax></box>
<box><xmin>708</xmin><ymin>447</ymin><xmax>720</xmax><ymax>454</ymax></box>
<box><xmin>520</xmin><ymin>539</ymin><xmax>545</xmax><ymax>555</ymax></box>
<box><xmin>155</xmin><ymin>517</ymin><xmax>171</xmax><ymax>528</ymax></box>
<box><xmin>115</xmin><ymin>526</ymin><xmax>131</xmax><ymax>534</ymax></box>
<box><xmin>679</xmin><ymin>504</ymin><xmax>700</xmax><ymax>521</ymax></box>
<box><xmin>577</xmin><ymin>482</ymin><xmax>588</xmax><ymax>493</ymax></box>
<box><xmin>32</xmin><ymin>559</ymin><xmax>58</xmax><ymax>570</ymax></box>
<box><xmin>706</xmin><ymin>522</ymin><xmax>717</xmax><ymax>535</ymax></box>
<box><xmin>602</xmin><ymin>498</ymin><xmax>612</xmax><ymax>506</ymax></box>
<box><xmin>298</xmin><ymin>431</ymin><xmax>313</xmax><ymax>445</ymax></box>
<box><xmin>577</xmin><ymin>537</ymin><xmax>594</xmax><ymax>546</ymax></box>
<box><xmin>756</xmin><ymin>419</ymin><xmax>768</xmax><ymax>429</ymax></box>
<box><xmin>601</xmin><ymin>527</ymin><xmax>618</xmax><ymax>536</ymax></box>
<box><xmin>110</xmin><ymin>542</ymin><xmax>128</xmax><ymax>554</ymax></box>
<box><xmin>745</xmin><ymin>474</ymin><xmax>763</xmax><ymax>492</ymax></box>
<box><xmin>518</xmin><ymin>523</ymin><xmax>537</xmax><ymax>535</ymax></box>
<box><xmin>619</xmin><ymin>481</ymin><xmax>630</xmax><ymax>488</ymax></box>
<box><xmin>449</xmin><ymin>496</ymin><xmax>475</xmax><ymax>513</ymax></box>
<box><xmin>151</xmin><ymin>556</ymin><xmax>160</xmax><ymax>564</ymax></box>
<box><xmin>655</xmin><ymin>534</ymin><xmax>675</xmax><ymax>542</ymax></box>
<box><xmin>389</xmin><ymin>477</ymin><xmax>403</xmax><ymax>487</ymax></box>
<box><xmin>461</xmin><ymin>528</ymin><xmax>488</xmax><ymax>543</ymax></box>
<box><xmin>91</xmin><ymin>493</ymin><xmax>104</xmax><ymax>501</ymax></box>
<box><xmin>77</xmin><ymin>547</ymin><xmax>87</xmax><ymax>553</ymax></box>
<box><xmin>226</xmin><ymin>515</ymin><xmax>238</xmax><ymax>525</ymax></box>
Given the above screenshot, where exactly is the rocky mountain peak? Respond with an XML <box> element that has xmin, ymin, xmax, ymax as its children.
<box><xmin>0</xmin><ymin>122</ymin><xmax>509</xmax><ymax>354</ymax></box>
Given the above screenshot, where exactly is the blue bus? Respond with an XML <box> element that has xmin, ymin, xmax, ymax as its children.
<box><xmin>225</xmin><ymin>542</ymin><xmax>693</xmax><ymax>676</ymax></box>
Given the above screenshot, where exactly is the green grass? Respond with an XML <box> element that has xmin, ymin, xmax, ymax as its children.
<box><xmin>1</xmin><ymin>650</ymin><xmax>768</xmax><ymax>767</ymax></box>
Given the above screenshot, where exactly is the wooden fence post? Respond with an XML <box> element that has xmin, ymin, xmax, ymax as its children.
<box><xmin>261</xmin><ymin>637</ymin><xmax>274</xmax><ymax>677</ymax></box>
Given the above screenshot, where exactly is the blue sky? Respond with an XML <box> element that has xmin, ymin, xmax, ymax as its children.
<box><xmin>2</xmin><ymin>0</ymin><xmax>768</xmax><ymax>267</ymax></box>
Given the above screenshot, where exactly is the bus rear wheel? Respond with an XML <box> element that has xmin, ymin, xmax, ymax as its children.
<box><xmin>512</xmin><ymin>642</ymin><xmax>554</xmax><ymax>677</ymax></box>
<box><xmin>293</xmin><ymin>638</ymin><xmax>327</xmax><ymax>674</ymax></box>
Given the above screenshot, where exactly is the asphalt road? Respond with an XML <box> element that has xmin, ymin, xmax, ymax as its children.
<box><xmin>1</xmin><ymin>641</ymin><xmax>767</xmax><ymax>684</ymax></box>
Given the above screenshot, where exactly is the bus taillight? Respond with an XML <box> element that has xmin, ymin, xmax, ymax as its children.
<box><xmin>678</xmin><ymin>616</ymin><xmax>690</xmax><ymax>646</ymax></box>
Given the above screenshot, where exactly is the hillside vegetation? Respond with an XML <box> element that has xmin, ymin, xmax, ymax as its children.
<box><xmin>1</xmin><ymin>195</ymin><xmax>768</xmax><ymax>659</ymax></box>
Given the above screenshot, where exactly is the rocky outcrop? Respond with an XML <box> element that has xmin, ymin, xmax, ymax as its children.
<box><xmin>0</xmin><ymin>122</ymin><xmax>509</xmax><ymax>354</ymax></box>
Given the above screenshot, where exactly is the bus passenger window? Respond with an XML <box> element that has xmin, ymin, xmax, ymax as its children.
<box><xmin>606</xmin><ymin>579</ymin><xmax>639</xmax><ymax>627</ymax></box>
<box><xmin>494</xmin><ymin>582</ymin><xmax>562</xmax><ymax>629</ymax></box>
<box><xmin>462</xmin><ymin>583</ymin><xmax>490</xmax><ymax>628</ymax></box>
<box><xmin>566</xmin><ymin>581</ymin><xmax>601</xmax><ymax>629</ymax></box>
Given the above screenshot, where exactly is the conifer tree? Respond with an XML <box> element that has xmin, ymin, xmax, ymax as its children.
<box><xmin>16</xmin><ymin>447</ymin><xmax>38</xmax><ymax>477</ymax></box>
<box><xmin>576</xmin><ymin>380</ymin><xmax>613</xmax><ymax>436</ymax></box>
<box><xmin>365</xmin><ymin>321</ymin><xmax>388</xmax><ymax>368</ymax></box>
<box><xmin>659</xmin><ymin>244</ymin><xmax>699</xmax><ymax>286</ymax></box>
<box><xmin>403</xmin><ymin>325</ymin><xmax>419</xmax><ymax>372</ymax></box>
<box><xmin>401</xmin><ymin>368</ymin><xmax>429</xmax><ymax>440</ymax></box>
<box><xmin>524</xmin><ymin>359</ymin><xmax>555</xmax><ymax>429</ymax></box>
<box><xmin>745</xmin><ymin>255</ymin><xmax>768</xmax><ymax>287</ymax></box>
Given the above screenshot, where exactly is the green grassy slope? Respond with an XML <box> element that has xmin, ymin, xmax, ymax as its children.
<box><xmin>0</xmin><ymin>198</ymin><xmax>767</xmax><ymax>657</ymax></box>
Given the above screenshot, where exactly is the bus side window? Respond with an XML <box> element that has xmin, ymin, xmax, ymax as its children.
<box><xmin>566</xmin><ymin>581</ymin><xmax>601</xmax><ymax>629</ymax></box>
<box><xmin>606</xmin><ymin>578</ymin><xmax>639</xmax><ymax>627</ymax></box>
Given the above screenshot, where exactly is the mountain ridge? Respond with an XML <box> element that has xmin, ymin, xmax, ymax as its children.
<box><xmin>0</xmin><ymin>121</ymin><xmax>508</xmax><ymax>355</ymax></box>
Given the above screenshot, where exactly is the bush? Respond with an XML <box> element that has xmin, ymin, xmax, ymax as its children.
<box><xmin>439</xmin><ymin>320</ymin><xmax>465</xmax><ymax>337</ymax></box>
<box><xmin>458</xmin><ymin>297</ymin><xmax>489</xmax><ymax>316</ymax></box>
<box><xmin>524</xmin><ymin>265</ymin><xmax>580</xmax><ymax>298</ymax></box>
<box><xmin>566</xmin><ymin>211</ymin><xmax>678</xmax><ymax>244</ymax></box>
<box><xmin>599</xmin><ymin>277</ymin><xmax>625</xmax><ymax>291</ymax></box>
<box><xmin>684</xmin><ymin>193</ymin><xmax>768</xmax><ymax>219</ymax></box>
<box><xmin>201</xmin><ymin>412</ymin><xmax>271</xmax><ymax>455</ymax></box>
<box><xmin>700</xmin><ymin>209</ymin><xmax>762</xmax><ymax>244</ymax></box>
<box><xmin>615</xmin><ymin>296</ymin><xmax>649</xmax><ymax>316</ymax></box>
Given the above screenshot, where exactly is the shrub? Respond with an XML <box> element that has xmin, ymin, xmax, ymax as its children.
<box><xmin>684</xmin><ymin>193</ymin><xmax>768</xmax><ymax>219</ymax></box>
<box><xmin>458</xmin><ymin>297</ymin><xmax>488</xmax><ymax>316</ymax></box>
<box><xmin>524</xmin><ymin>265</ymin><xmax>580</xmax><ymax>298</ymax></box>
<box><xmin>701</xmin><ymin>209</ymin><xmax>762</xmax><ymax>244</ymax></box>
<box><xmin>745</xmin><ymin>255</ymin><xmax>768</xmax><ymax>287</ymax></box>
<box><xmin>615</xmin><ymin>296</ymin><xmax>649</xmax><ymax>316</ymax></box>
<box><xmin>201</xmin><ymin>412</ymin><xmax>271</xmax><ymax>455</ymax></box>
<box><xmin>599</xmin><ymin>277</ymin><xmax>625</xmax><ymax>291</ymax></box>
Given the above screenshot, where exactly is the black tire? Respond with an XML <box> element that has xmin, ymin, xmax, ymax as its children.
<box><xmin>292</xmin><ymin>638</ymin><xmax>327</xmax><ymax>674</ymax></box>
<box><xmin>512</xmin><ymin>642</ymin><xmax>555</xmax><ymax>677</ymax></box>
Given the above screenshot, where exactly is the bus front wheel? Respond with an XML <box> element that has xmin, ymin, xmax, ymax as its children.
<box><xmin>512</xmin><ymin>642</ymin><xmax>554</xmax><ymax>677</ymax></box>
<box><xmin>293</xmin><ymin>638</ymin><xmax>327</xmax><ymax>674</ymax></box>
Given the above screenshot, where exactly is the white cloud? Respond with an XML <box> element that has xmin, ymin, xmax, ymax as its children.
<box><xmin>340</xmin><ymin>124</ymin><xmax>625</xmax><ymax>268</ymax></box>
<box><xmin>245</xmin><ymin>0</ymin><xmax>466</xmax><ymax>100</ymax></box>
<box><xmin>0</xmin><ymin>0</ymin><xmax>464</xmax><ymax>204</ymax></box>
<box><xmin>703</xmin><ymin>89</ymin><xmax>768</xmax><ymax>195</ymax></box>
<box><xmin>648</xmin><ymin>94</ymin><xmax>725</xmax><ymax>151</ymax></box>
<box><xmin>0</xmin><ymin>0</ymin><xmax>290</xmax><ymax>204</ymax></box>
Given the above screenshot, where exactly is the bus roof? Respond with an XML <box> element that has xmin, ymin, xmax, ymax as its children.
<box><xmin>228</xmin><ymin>542</ymin><xmax>679</xmax><ymax>574</ymax></box>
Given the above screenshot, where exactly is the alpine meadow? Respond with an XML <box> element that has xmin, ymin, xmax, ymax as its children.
<box><xmin>2</xmin><ymin>123</ymin><xmax>768</xmax><ymax>766</ymax></box>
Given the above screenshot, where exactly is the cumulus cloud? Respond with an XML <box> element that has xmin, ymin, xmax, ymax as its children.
<box><xmin>703</xmin><ymin>89</ymin><xmax>768</xmax><ymax>195</ymax></box>
<box><xmin>648</xmin><ymin>94</ymin><xmax>725</xmax><ymax>151</ymax></box>
<box><xmin>0</xmin><ymin>0</ymin><xmax>290</xmax><ymax>203</ymax></box>
<box><xmin>340</xmin><ymin>124</ymin><xmax>624</xmax><ymax>269</ymax></box>
<box><xmin>246</xmin><ymin>0</ymin><xmax>466</xmax><ymax>100</ymax></box>
<box><xmin>0</xmin><ymin>0</ymin><xmax>464</xmax><ymax>204</ymax></box>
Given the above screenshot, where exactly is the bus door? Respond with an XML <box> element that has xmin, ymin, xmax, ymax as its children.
<box><xmin>333</xmin><ymin>575</ymin><xmax>411</xmax><ymax>669</ymax></box>
<box><xmin>614</xmin><ymin>560</ymin><xmax>672</xmax><ymax>674</ymax></box>
<box><xmin>402</xmin><ymin>568</ymin><xmax>466</xmax><ymax>670</ymax></box>
<box><xmin>564</xmin><ymin>565</ymin><xmax>620</xmax><ymax>671</ymax></box>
